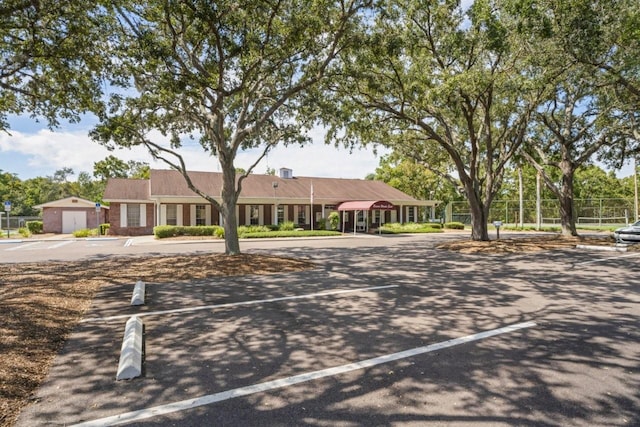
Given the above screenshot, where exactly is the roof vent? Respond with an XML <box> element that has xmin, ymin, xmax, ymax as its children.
<box><xmin>279</xmin><ymin>168</ymin><xmax>293</xmax><ymax>179</ymax></box>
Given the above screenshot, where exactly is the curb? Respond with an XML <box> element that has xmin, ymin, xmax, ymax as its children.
<box><xmin>116</xmin><ymin>316</ymin><xmax>144</xmax><ymax>380</ymax></box>
<box><xmin>131</xmin><ymin>281</ymin><xmax>146</xmax><ymax>306</ymax></box>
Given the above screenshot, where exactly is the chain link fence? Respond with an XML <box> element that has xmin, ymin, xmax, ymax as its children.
<box><xmin>446</xmin><ymin>198</ymin><xmax>636</xmax><ymax>226</ymax></box>
<box><xmin>1</xmin><ymin>215</ymin><xmax>41</xmax><ymax>230</ymax></box>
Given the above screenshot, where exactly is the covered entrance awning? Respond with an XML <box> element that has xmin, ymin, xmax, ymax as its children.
<box><xmin>337</xmin><ymin>200</ymin><xmax>395</xmax><ymax>234</ymax></box>
<box><xmin>337</xmin><ymin>200</ymin><xmax>395</xmax><ymax>211</ymax></box>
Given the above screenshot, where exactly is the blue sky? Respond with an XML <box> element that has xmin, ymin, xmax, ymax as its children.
<box><xmin>1</xmin><ymin>114</ymin><xmax>635</xmax><ymax>182</ymax></box>
<box><xmin>0</xmin><ymin>115</ymin><xmax>390</xmax><ymax>181</ymax></box>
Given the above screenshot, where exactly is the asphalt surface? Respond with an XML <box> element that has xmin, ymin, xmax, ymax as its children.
<box><xmin>9</xmin><ymin>233</ymin><xmax>640</xmax><ymax>426</ymax></box>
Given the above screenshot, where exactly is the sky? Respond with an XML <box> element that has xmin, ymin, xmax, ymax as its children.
<box><xmin>1</xmin><ymin>114</ymin><xmax>635</xmax><ymax>182</ymax></box>
<box><xmin>0</xmin><ymin>116</ymin><xmax>391</xmax><ymax>181</ymax></box>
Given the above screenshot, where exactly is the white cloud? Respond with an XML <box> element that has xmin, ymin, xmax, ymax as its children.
<box><xmin>0</xmin><ymin>127</ymin><xmax>388</xmax><ymax>180</ymax></box>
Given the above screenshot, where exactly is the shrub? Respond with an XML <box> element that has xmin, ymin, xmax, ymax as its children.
<box><xmin>444</xmin><ymin>222</ymin><xmax>465</xmax><ymax>230</ymax></box>
<box><xmin>26</xmin><ymin>221</ymin><xmax>43</xmax><ymax>234</ymax></box>
<box><xmin>241</xmin><ymin>230</ymin><xmax>341</xmax><ymax>238</ymax></box>
<box><xmin>378</xmin><ymin>222</ymin><xmax>443</xmax><ymax>234</ymax></box>
<box><xmin>238</xmin><ymin>225</ymin><xmax>271</xmax><ymax>237</ymax></box>
<box><xmin>153</xmin><ymin>225</ymin><xmax>223</xmax><ymax>239</ymax></box>
<box><xmin>317</xmin><ymin>218</ymin><xmax>327</xmax><ymax>230</ymax></box>
<box><xmin>328</xmin><ymin>212</ymin><xmax>340</xmax><ymax>230</ymax></box>
<box><xmin>72</xmin><ymin>228</ymin><xmax>98</xmax><ymax>237</ymax></box>
<box><xmin>279</xmin><ymin>221</ymin><xmax>296</xmax><ymax>231</ymax></box>
<box><xmin>99</xmin><ymin>223</ymin><xmax>110</xmax><ymax>235</ymax></box>
<box><xmin>18</xmin><ymin>227</ymin><xmax>31</xmax><ymax>238</ymax></box>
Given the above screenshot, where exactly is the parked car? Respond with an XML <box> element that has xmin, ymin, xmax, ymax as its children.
<box><xmin>613</xmin><ymin>221</ymin><xmax>640</xmax><ymax>243</ymax></box>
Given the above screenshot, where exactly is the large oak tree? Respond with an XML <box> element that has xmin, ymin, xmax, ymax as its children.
<box><xmin>322</xmin><ymin>0</ymin><xmax>544</xmax><ymax>240</ymax></box>
<box><xmin>92</xmin><ymin>0</ymin><xmax>371</xmax><ymax>254</ymax></box>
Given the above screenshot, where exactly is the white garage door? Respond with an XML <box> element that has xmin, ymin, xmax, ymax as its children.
<box><xmin>62</xmin><ymin>211</ymin><xmax>87</xmax><ymax>233</ymax></box>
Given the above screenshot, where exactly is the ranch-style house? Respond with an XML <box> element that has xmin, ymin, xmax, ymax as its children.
<box><xmin>103</xmin><ymin>168</ymin><xmax>438</xmax><ymax>236</ymax></box>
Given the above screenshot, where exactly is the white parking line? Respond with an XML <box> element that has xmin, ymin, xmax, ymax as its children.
<box><xmin>47</xmin><ymin>240</ymin><xmax>74</xmax><ymax>249</ymax></box>
<box><xmin>81</xmin><ymin>285</ymin><xmax>399</xmax><ymax>323</ymax></box>
<box><xmin>71</xmin><ymin>321</ymin><xmax>536</xmax><ymax>427</ymax></box>
<box><xmin>574</xmin><ymin>252</ymin><xmax>640</xmax><ymax>266</ymax></box>
<box><xmin>124</xmin><ymin>239</ymin><xmax>133</xmax><ymax>247</ymax></box>
<box><xmin>4</xmin><ymin>242</ymin><xmax>41</xmax><ymax>251</ymax></box>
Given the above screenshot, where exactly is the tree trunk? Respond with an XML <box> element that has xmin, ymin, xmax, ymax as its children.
<box><xmin>220</xmin><ymin>167</ymin><xmax>241</xmax><ymax>255</ymax></box>
<box><xmin>558</xmin><ymin>164</ymin><xmax>578</xmax><ymax>237</ymax></box>
<box><xmin>467</xmin><ymin>183</ymin><xmax>490</xmax><ymax>241</ymax></box>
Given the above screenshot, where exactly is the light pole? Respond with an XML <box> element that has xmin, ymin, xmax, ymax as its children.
<box><xmin>272</xmin><ymin>182</ymin><xmax>278</xmax><ymax>226</ymax></box>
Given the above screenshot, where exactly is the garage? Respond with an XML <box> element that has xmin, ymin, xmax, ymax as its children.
<box><xmin>62</xmin><ymin>211</ymin><xmax>87</xmax><ymax>233</ymax></box>
<box><xmin>34</xmin><ymin>197</ymin><xmax>109</xmax><ymax>234</ymax></box>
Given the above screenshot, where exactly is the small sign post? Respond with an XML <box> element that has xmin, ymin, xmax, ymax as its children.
<box><xmin>4</xmin><ymin>201</ymin><xmax>11</xmax><ymax>238</ymax></box>
<box><xmin>95</xmin><ymin>203</ymin><xmax>101</xmax><ymax>234</ymax></box>
<box><xmin>493</xmin><ymin>220</ymin><xmax>503</xmax><ymax>240</ymax></box>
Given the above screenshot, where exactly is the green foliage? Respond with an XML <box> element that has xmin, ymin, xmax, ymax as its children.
<box><xmin>72</xmin><ymin>228</ymin><xmax>98</xmax><ymax>237</ymax></box>
<box><xmin>0</xmin><ymin>1</ymin><xmax>111</xmax><ymax>132</ymax></box>
<box><xmin>241</xmin><ymin>230</ymin><xmax>341</xmax><ymax>239</ymax></box>
<box><xmin>26</xmin><ymin>221</ymin><xmax>43</xmax><ymax>234</ymax></box>
<box><xmin>328</xmin><ymin>212</ymin><xmax>340</xmax><ymax>230</ymax></box>
<box><xmin>153</xmin><ymin>225</ymin><xmax>223</xmax><ymax>239</ymax></box>
<box><xmin>502</xmin><ymin>225</ymin><xmax>561</xmax><ymax>232</ymax></box>
<box><xmin>90</xmin><ymin>1</ymin><xmax>372</xmax><ymax>255</ymax></box>
<box><xmin>99</xmin><ymin>223</ymin><xmax>110</xmax><ymax>236</ymax></box>
<box><xmin>93</xmin><ymin>155</ymin><xmax>150</xmax><ymax>181</ymax></box>
<box><xmin>444</xmin><ymin>222</ymin><xmax>466</xmax><ymax>230</ymax></box>
<box><xmin>378</xmin><ymin>222</ymin><xmax>443</xmax><ymax>234</ymax></box>
<box><xmin>374</xmin><ymin>155</ymin><xmax>460</xmax><ymax>211</ymax></box>
<box><xmin>238</xmin><ymin>225</ymin><xmax>271</xmax><ymax>236</ymax></box>
<box><xmin>18</xmin><ymin>227</ymin><xmax>31</xmax><ymax>238</ymax></box>
<box><xmin>317</xmin><ymin>218</ymin><xmax>327</xmax><ymax>230</ymax></box>
<box><xmin>278</xmin><ymin>221</ymin><xmax>296</xmax><ymax>231</ymax></box>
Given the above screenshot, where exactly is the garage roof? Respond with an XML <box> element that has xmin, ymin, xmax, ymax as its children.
<box><xmin>33</xmin><ymin>197</ymin><xmax>109</xmax><ymax>209</ymax></box>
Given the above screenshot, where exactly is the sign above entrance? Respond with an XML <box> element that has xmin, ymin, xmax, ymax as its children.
<box><xmin>337</xmin><ymin>200</ymin><xmax>395</xmax><ymax>211</ymax></box>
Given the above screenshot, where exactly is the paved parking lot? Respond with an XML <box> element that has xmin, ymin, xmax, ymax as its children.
<box><xmin>13</xmin><ymin>235</ymin><xmax>640</xmax><ymax>426</ymax></box>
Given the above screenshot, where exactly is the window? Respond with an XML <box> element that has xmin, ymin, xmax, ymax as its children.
<box><xmin>408</xmin><ymin>207</ymin><xmax>415</xmax><ymax>223</ymax></box>
<box><xmin>297</xmin><ymin>206</ymin><xmax>305</xmax><ymax>225</ymax></box>
<box><xmin>196</xmin><ymin>205</ymin><xmax>206</xmax><ymax>226</ymax></box>
<box><xmin>250</xmin><ymin>205</ymin><xmax>260</xmax><ymax>225</ymax></box>
<box><xmin>166</xmin><ymin>205</ymin><xmax>177</xmax><ymax>226</ymax></box>
<box><xmin>127</xmin><ymin>204</ymin><xmax>140</xmax><ymax>227</ymax></box>
<box><xmin>374</xmin><ymin>210</ymin><xmax>381</xmax><ymax>224</ymax></box>
<box><xmin>277</xmin><ymin>205</ymin><xmax>285</xmax><ymax>224</ymax></box>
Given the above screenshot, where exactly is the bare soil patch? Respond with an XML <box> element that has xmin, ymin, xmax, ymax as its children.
<box><xmin>0</xmin><ymin>253</ymin><xmax>314</xmax><ymax>427</ymax></box>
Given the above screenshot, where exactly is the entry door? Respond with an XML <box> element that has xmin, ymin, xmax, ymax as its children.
<box><xmin>62</xmin><ymin>211</ymin><xmax>87</xmax><ymax>233</ymax></box>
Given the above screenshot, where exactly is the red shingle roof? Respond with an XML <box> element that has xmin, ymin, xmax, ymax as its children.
<box><xmin>105</xmin><ymin>169</ymin><xmax>421</xmax><ymax>203</ymax></box>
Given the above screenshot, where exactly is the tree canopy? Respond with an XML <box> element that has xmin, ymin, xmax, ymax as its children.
<box><xmin>0</xmin><ymin>0</ymin><xmax>110</xmax><ymax>131</ymax></box>
<box><xmin>91</xmin><ymin>0</ymin><xmax>373</xmax><ymax>254</ymax></box>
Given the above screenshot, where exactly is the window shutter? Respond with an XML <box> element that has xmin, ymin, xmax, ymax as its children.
<box><xmin>305</xmin><ymin>206</ymin><xmax>310</xmax><ymax>225</ymax></box>
<box><xmin>190</xmin><ymin>205</ymin><xmax>196</xmax><ymax>225</ymax></box>
<box><xmin>258</xmin><ymin>205</ymin><xmax>264</xmax><ymax>225</ymax></box>
<box><xmin>120</xmin><ymin>204</ymin><xmax>127</xmax><ymax>227</ymax></box>
<box><xmin>160</xmin><ymin>204</ymin><xmax>167</xmax><ymax>226</ymax></box>
<box><xmin>205</xmin><ymin>205</ymin><xmax>212</xmax><ymax>226</ymax></box>
<box><xmin>140</xmin><ymin>204</ymin><xmax>147</xmax><ymax>227</ymax></box>
<box><xmin>176</xmin><ymin>204</ymin><xmax>183</xmax><ymax>226</ymax></box>
<box><xmin>245</xmin><ymin>205</ymin><xmax>251</xmax><ymax>225</ymax></box>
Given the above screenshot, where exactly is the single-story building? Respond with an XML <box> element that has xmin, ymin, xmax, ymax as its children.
<box><xmin>34</xmin><ymin>196</ymin><xmax>109</xmax><ymax>234</ymax></box>
<box><xmin>103</xmin><ymin>168</ymin><xmax>438</xmax><ymax>236</ymax></box>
